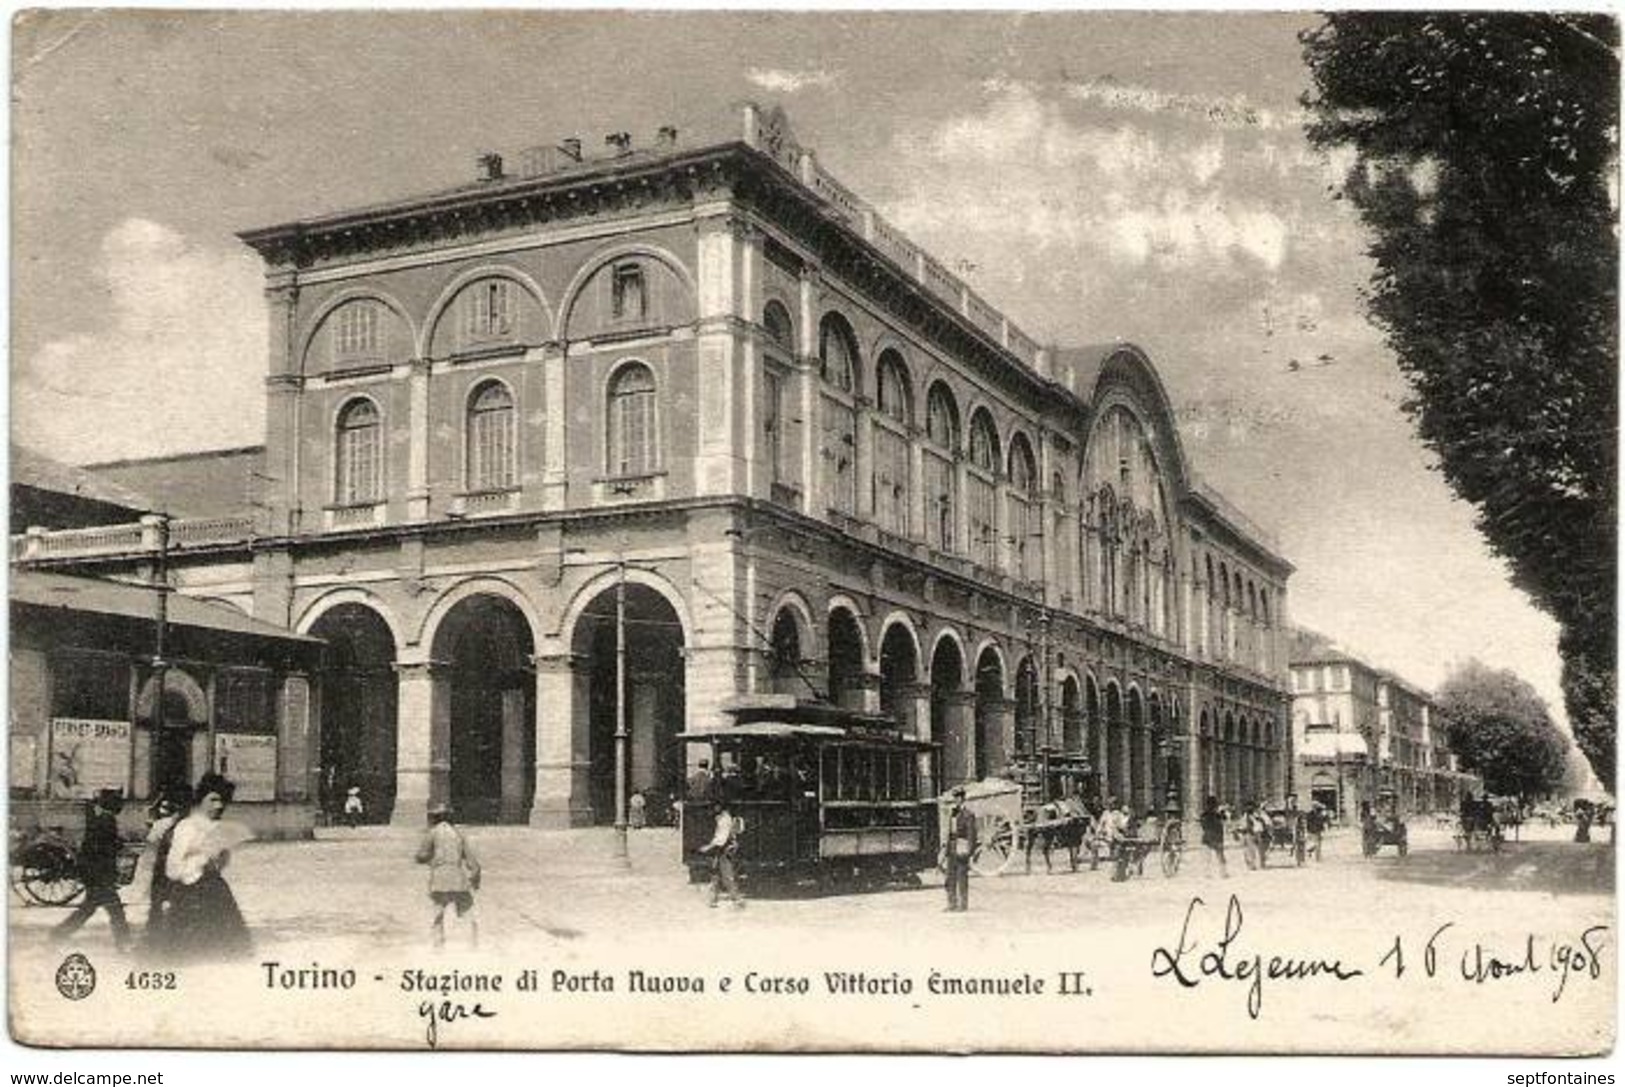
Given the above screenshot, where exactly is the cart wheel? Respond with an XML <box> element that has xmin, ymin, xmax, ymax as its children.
<box><xmin>972</xmin><ymin>814</ymin><xmax>1017</xmax><ymax>877</ymax></box>
<box><xmin>16</xmin><ymin>841</ymin><xmax>83</xmax><ymax>906</ymax></box>
<box><xmin>1160</xmin><ymin>830</ymin><xmax>1182</xmax><ymax>878</ymax></box>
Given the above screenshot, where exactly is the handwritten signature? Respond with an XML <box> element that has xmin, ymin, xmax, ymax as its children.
<box><xmin>1150</xmin><ymin>894</ymin><xmax>1364</xmax><ymax>1019</ymax></box>
<box><xmin>1151</xmin><ymin>895</ymin><xmax>1610</xmax><ymax>1019</ymax></box>
<box><xmin>418</xmin><ymin>999</ymin><xmax>497</xmax><ymax>1048</ymax></box>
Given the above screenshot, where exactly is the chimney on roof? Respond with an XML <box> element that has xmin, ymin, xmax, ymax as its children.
<box><xmin>656</xmin><ymin>125</ymin><xmax>679</xmax><ymax>150</ymax></box>
<box><xmin>605</xmin><ymin>131</ymin><xmax>632</xmax><ymax>156</ymax></box>
<box><xmin>476</xmin><ymin>151</ymin><xmax>505</xmax><ymax>182</ymax></box>
<box><xmin>558</xmin><ymin>137</ymin><xmax>582</xmax><ymax>162</ymax></box>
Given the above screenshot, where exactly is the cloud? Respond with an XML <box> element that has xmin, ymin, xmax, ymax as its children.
<box><xmin>886</xmin><ymin>83</ymin><xmax>1294</xmax><ymax>286</ymax></box>
<box><xmin>746</xmin><ymin>67</ymin><xmax>837</xmax><ymax>94</ymax></box>
<box><xmin>14</xmin><ymin>218</ymin><xmax>267</xmax><ymax>462</ymax></box>
<box><xmin>1064</xmin><ymin>77</ymin><xmax>1309</xmax><ymax>132</ymax></box>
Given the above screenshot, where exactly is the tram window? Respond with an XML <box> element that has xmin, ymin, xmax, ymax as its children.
<box><xmin>717</xmin><ymin>749</ymin><xmax>744</xmax><ymax>793</ymax></box>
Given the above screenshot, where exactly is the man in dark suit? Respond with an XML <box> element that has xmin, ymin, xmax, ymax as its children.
<box><xmin>54</xmin><ymin>789</ymin><xmax>132</xmax><ymax>951</ymax></box>
<box><xmin>945</xmin><ymin>787</ymin><xmax>978</xmax><ymax>912</ymax></box>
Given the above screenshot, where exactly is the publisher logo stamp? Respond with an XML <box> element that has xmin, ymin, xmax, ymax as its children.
<box><xmin>55</xmin><ymin>953</ymin><xmax>96</xmax><ymax>1001</ymax></box>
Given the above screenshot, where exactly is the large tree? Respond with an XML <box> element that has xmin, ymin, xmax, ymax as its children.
<box><xmin>1301</xmin><ymin>13</ymin><xmax>1618</xmax><ymax>792</ymax></box>
<box><xmin>1436</xmin><ymin>660</ymin><xmax>1570</xmax><ymax>798</ymax></box>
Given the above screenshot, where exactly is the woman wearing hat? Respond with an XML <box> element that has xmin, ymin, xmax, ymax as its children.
<box><xmin>415</xmin><ymin>803</ymin><xmax>481</xmax><ymax>948</ymax></box>
<box><xmin>161</xmin><ymin>773</ymin><xmax>253</xmax><ymax>961</ymax></box>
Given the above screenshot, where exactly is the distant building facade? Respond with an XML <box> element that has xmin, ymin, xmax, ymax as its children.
<box><xmin>1289</xmin><ymin>630</ymin><xmax>1478</xmax><ymax>819</ymax></box>
<box><xmin>14</xmin><ymin>104</ymin><xmax>1293</xmax><ymax>827</ymax></box>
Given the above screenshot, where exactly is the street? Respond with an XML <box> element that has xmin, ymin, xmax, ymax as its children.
<box><xmin>9</xmin><ymin>820</ymin><xmax>1614</xmax><ymax>1053</ymax></box>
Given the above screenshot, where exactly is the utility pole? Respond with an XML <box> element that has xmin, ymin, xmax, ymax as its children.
<box><xmin>150</xmin><ymin>513</ymin><xmax>171</xmax><ymax>790</ymax></box>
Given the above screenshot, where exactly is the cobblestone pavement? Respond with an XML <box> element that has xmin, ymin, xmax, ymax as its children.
<box><xmin>9</xmin><ymin>819</ymin><xmax>1614</xmax><ymax>1053</ymax></box>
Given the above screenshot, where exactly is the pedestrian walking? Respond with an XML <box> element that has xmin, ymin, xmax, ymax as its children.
<box><xmin>1200</xmin><ymin>795</ymin><xmax>1229</xmax><ymax>879</ymax></box>
<box><xmin>53</xmin><ymin>789</ymin><xmax>132</xmax><ymax>951</ymax></box>
<box><xmin>343</xmin><ymin>785</ymin><xmax>365</xmax><ymax>828</ymax></box>
<box><xmin>133</xmin><ymin>790</ymin><xmax>185</xmax><ymax>951</ymax></box>
<box><xmin>163</xmin><ymin>774</ymin><xmax>254</xmax><ymax>962</ymax></box>
<box><xmin>629</xmin><ymin>790</ymin><xmax>647</xmax><ymax>830</ymax></box>
<box><xmin>702</xmin><ymin>799</ymin><xmax>744</xmax><ymax>908</ymax></box>
<box><xmin>944</xmin><ymin>787</ymin><xmax>976</xmax><ymax>911</ymax></box>
<box><xmin>416</xmin><ymin>803</ymin><xmax>481</xmax><ymax>948</ymax></box>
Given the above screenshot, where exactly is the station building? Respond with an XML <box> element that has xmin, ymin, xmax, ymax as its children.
<box><xmin>14</xmin><ymin>104</ymin><xmax>1293</xmax><ymax>828</ymax></box>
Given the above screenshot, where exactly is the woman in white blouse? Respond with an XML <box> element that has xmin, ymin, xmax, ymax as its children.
<box><xmin>162</xmin><ymin>772</ymin><xmax>253</xmax><ymax>961</ymax></box>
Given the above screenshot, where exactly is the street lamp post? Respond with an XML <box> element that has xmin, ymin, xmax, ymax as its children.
<box><xmin>614</xmin><ymin>560</ymin><xmax>630</xmax><ymax>864</ymax></box>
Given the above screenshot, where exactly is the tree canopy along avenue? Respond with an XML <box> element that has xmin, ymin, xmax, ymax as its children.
<box><xmin>1301</xmin><ymin>13</ymin><xmax>1619</xmax><ymax>792</ymax></box>
<box><xmin>1436</xmin><ymin>659</ymin><xmax>1570</xmax><ymax>799</ymax></box>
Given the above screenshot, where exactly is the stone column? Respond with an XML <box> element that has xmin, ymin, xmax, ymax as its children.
<box><xmin>850</xmin><ymin>671</ymin><xmax>883</xmax><ymax>716</ymax></box>
<box><xmin>983</xmin><ymin>697</ymin><xmax>1016</xmax><ymax>778</ymax></box>
<box><xmin>798</xmin><ymin>269</ymin><xmax>820</xmax><ymax>515</ymax></box>
<box><xmin>500</xmin><ymin>685</ymin><xmax>528</xmax><ymax>823</ymax></box>
<box><xmin>529</xmin><ymin>650</ymin><xmax>592</xmax><ymax>828</ymax></box>
<box><xmin>1094</xmin><ymin>713</ymin><xmax>1111</xmax><ymax>802</ymax></box>
<box><xmin>939</xmin><ymin>689</ymin><xmax>977</xmax><ymax>789</ymax></box>
<box><xmin>694</xmin><ymin>216</ymin><xmax>740</xmax><ymax>493</ymax></box>
<box><xmin>540</xmin><ymin>343</ymin><xmax>568</xmax><ymax>511</ymax></box>
<box><xmin>392</xmin><ymin>660</ymin><xmax>450</xmax><ymax>827</ymax></box>
<box><xmin>406</xmin><ymin>357</ymin><xmax>432</xmax><ymax>520</ymax></box>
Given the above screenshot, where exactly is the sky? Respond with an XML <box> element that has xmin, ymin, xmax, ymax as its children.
<box><xmin>8</xmin><ymin>10</ymin><xmax>1582</xmax><ymax>750</ymax></box>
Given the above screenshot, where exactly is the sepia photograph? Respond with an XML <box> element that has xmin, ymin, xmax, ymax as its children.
<box><xmin>5</xmin><ymin>8</ymin><xmax>1616</xmax><ymax>1062</ymax></box>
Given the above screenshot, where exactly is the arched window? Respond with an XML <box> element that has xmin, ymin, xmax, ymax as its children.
<box><xmin>924</xmin><ymin>383</ymin><xmax>959</xmax><ymax>553</ymax></box>
<box><xmin>466</xmin><ymin>381</ymin><xmax>516</xmax><ymax>491</ymax></box>
<box><xmin>968</xmin><ymin>410</ymin><xmax>1000</xmax><ymax>473</ymax></box>
<box><xmin>608</xmin><ymin>362</ymin><xmax>659</xmax><ymax>476</ymax></box>
<box><xmin>876</xmin><ymin>351</ymin><xmax>911</xmax><ymax>424</ymax></box>
<box><xmin>819</xmin><ymin>315</ymin><xmax>858</xmax><ymax>392</ymax></box>
<box><xmin>335</xmin><ymin>398</ymin><xmax>383</xmax><ymax>505</ymax></box>
<box><xmin>1007</xmin><ymin>434</ymin><xmax>1037</xmax><ymax>582</ymax></box>
<box><xmin>872</xmin><ymin>351</ymin><xmax>912</xmax><ymax>536</ymax></box>
<box><xmin>763</xmin><ymin>300</ymin><xmax>794</xmax><ymax>352</ymax></box>
<box><xmin>967</xmin><ymin>410</ymin><xmax>1000</xmax><ymax>570</ymax></box>
<box><xmin>818</xmin><ymin>315</ymin><xmax>860</xmax><ymax>516</ymax></box>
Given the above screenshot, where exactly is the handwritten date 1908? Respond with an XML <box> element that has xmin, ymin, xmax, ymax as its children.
<box><xmin>1380</xmin><ymin>922</ymin><xmax>1609</xmax><ymax>1004</ymax></box>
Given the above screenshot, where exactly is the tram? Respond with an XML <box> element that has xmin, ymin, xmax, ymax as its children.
<box><xmin>678</xmin><ymin>696</ymin><xmax>939</xmax><ymax>892</ymax></box>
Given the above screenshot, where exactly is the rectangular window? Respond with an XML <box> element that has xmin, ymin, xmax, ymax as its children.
<box><xmin>873</xmin><ymin>425</ymin><xmax>910</xmax><ymax>536</ymax></box>
<box><xmin>215</xmin><ymin>670</ymin><xmax>276</xmax><ymax>735</ymax></box>
<box><xmin>821</xmin><ymin>395</ymin><xmax>857</xmax><ymax>516</ymax></box>
<box><xmin>339</xmin><ymin>427</ymin><xmax>381</xmax><ymax>504</ymax></box>
<box><xmin>925</xmin><ymin>453</ymin><xmax>955</xmax><ymax>552</ymax></box>
<box><xmin>333</xmin><ymin>304</ymin><xmax>380</xmax><ymax>362</ymax></box>
<box><xmin>50</xmin><ymin>652</ymin><xmax>131</xmax><ymax>721</ymax></box>
<box><xmin>470</xmin><ymin>411</ymin><xmax>516</xmax><ymax>489</ymax></box>
<box><xmin>967</xmin><ymin>474</ymin><xmax>998</xmax><ymax>570</ymax></box>
<box><xmin>611</xmin><ymin>263</ymin><xmax>647</xmax><ymax>320</ymax></box>
<box><xmin>1007</xmin><ymin>494</ymin><xmax>1032</xmax><ymax>581</ymax></box>
<box><xmin>613</xmin><ymin>391</ymin><xmax>655</xmax><ymax>475</ymax></box>
<box><xmin>464</xmin><ymin>281</ymin><xmax>513</xmax><ymax>341</ymax></box>
<box><xmin>765</xmin><ymin>371</ymin><xmax>785</xmax><ymax>486</ymax></box>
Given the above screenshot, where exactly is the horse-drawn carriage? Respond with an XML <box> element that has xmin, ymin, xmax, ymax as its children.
<box><xmin>1456</xmin><ymin>795</ymin><xmax>1504</xmax><ymax>853</ymax></box>
<box><xmin>1361</xmin><ymin>788</ymin><xmax>1409</xmax><ymax>858</ymax></box>
<box><xmin>1237</xmin><ymin>804</ymin><xmax>1306</xmax><ymax>868</ymax></box>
